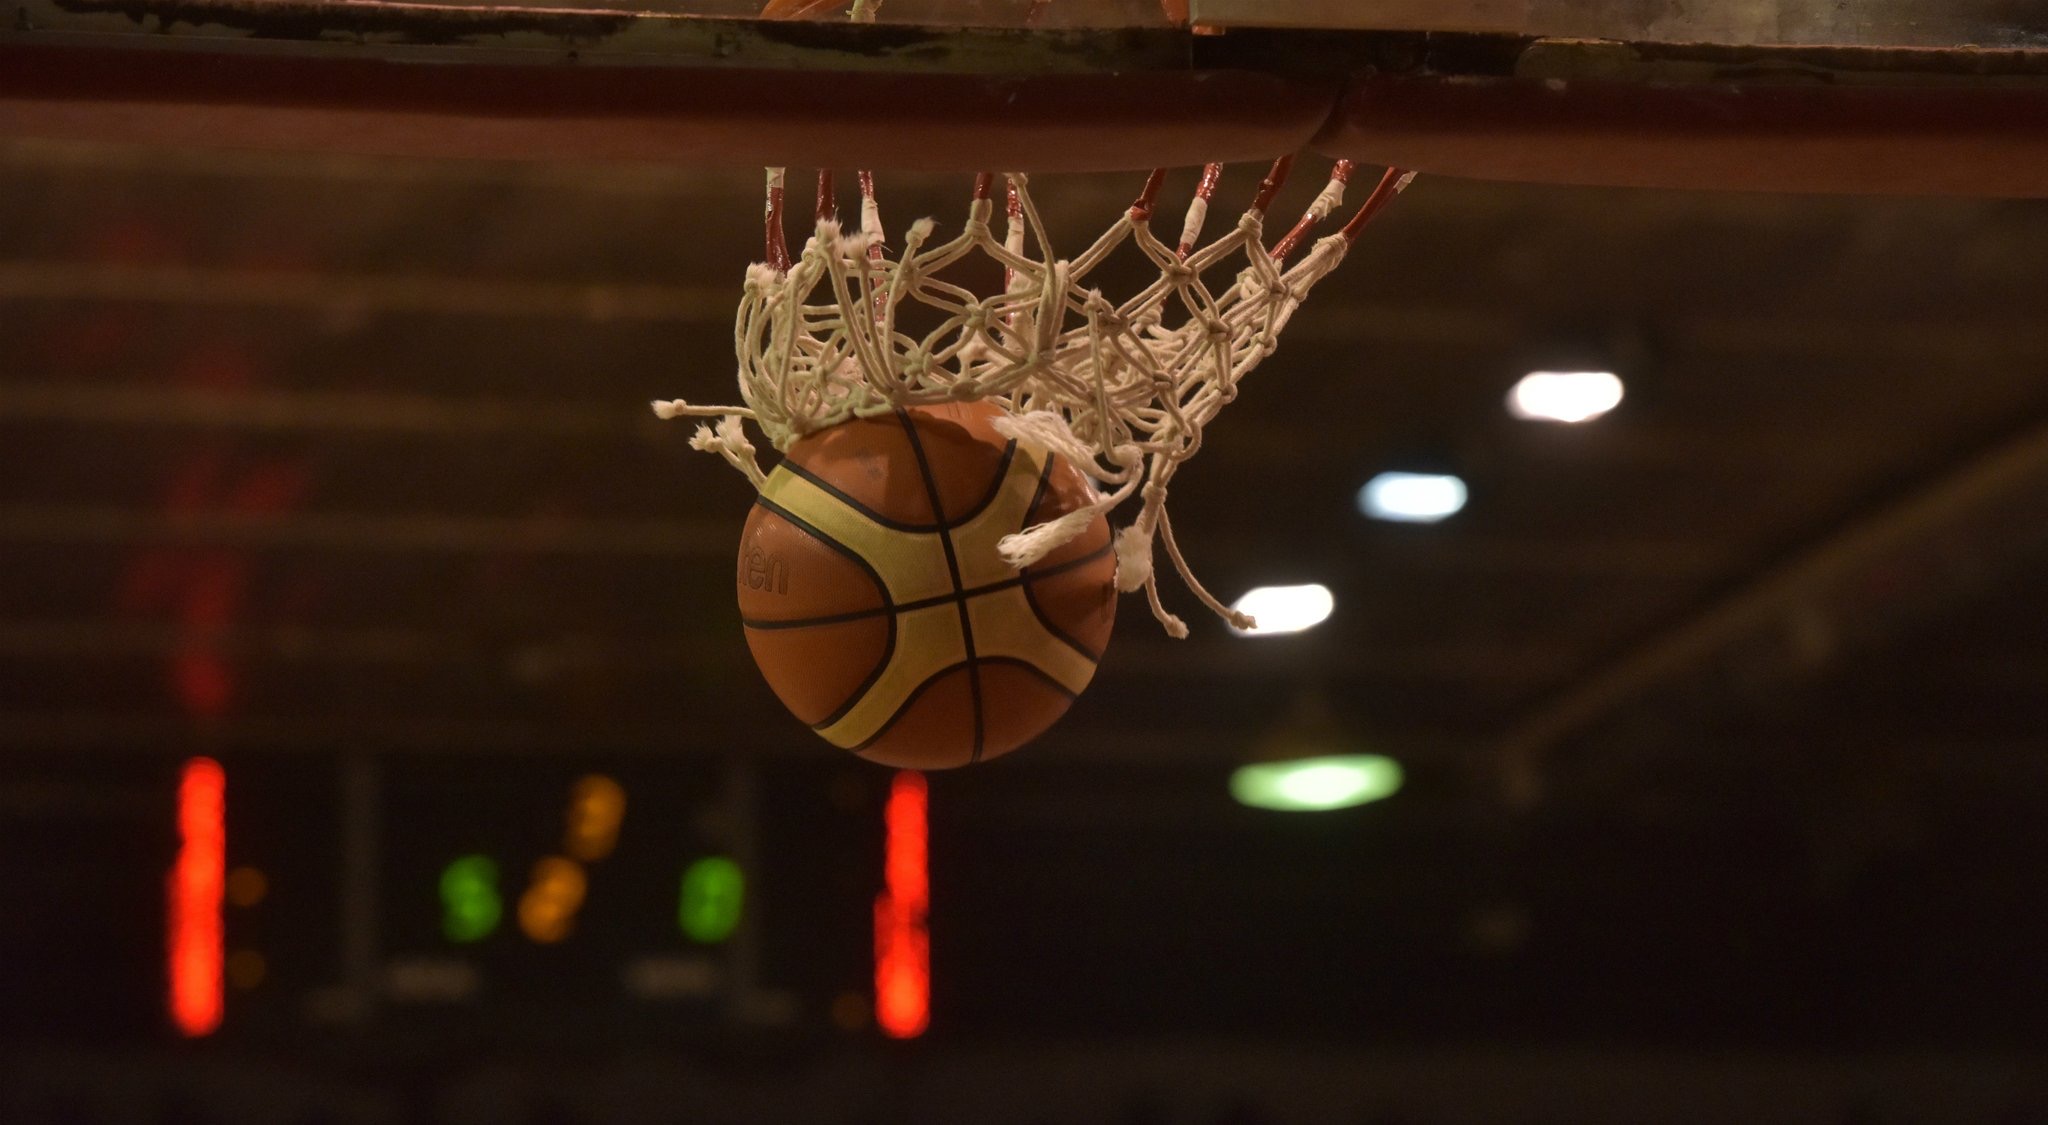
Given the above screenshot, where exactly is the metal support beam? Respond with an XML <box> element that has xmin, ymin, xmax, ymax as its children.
<box><xmin>0</xmin><ymin>707</ymin><xmax>1479</xmax><ymax>765</ymax></box>
<box><xmin>1496</xmin><ymin>409</ymin><xmax>2048</xmax><ymax>808</ymax></box>
<box><xmin>0</xmin><ymin>259</ymin><xmax>726</xmax><ymax>323</ymax></box>
<box><xmin>336</xmin><ymin>753</ymin><xmax>381</xmax><ymax>1025</ymax></box>
<box><xmin>0</xmin><ymin>505</ymin><xmax>730</xmax><ymax>557</ymax></box>
<box><xmin>0</xmin><ymin>618</ymin><xmax>1574</xmax><ymax>687</ymax></box>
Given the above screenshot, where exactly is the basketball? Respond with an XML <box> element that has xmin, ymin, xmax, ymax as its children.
<box><xmin>735</xmin><ymin>401</ymin><xmax>1117</xmax><ymax>769</ymax></box>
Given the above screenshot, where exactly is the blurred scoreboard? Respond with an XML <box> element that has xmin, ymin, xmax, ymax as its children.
<box><xmin>379</xmin><ymin>759</ymin><xmax>748</xmax><ymax>1010</ymax></box>
<box><xmin>278</xmin><ymin>755</ymin><xmax>875</xmax><ymax>1038</ymax></box>
<box><xmin>2</xmin><ymin>751</ymin><xmax>886</xmax><ymax>1043</ymax></box>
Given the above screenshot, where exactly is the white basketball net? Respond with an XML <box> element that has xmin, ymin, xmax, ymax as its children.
<box><xmin>654</xmin><ymin>160</ymin><xmax>1412</xmax><ymax>636</ymax></box>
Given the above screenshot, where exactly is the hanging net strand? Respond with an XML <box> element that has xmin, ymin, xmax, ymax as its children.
<box><xmin>653</xmin><ymin>161</ymin><xmax>1415</xmax><ymax>636</ymax></box>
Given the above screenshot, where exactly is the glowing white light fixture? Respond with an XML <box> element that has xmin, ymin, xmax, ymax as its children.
<box><xmin>1229</xmin><ymin>583</ymin><xmax>1335</xmax><ymax>636</ymax></box>
<box><xmin>1231</xmin><ymin>755</ymin><xmax>1404</xmax><ymax>812</ymax></box>
<box><xmin>1358</xmin><ymin>472</ymin><xmax>1467</xmax><ymax>523</ymax></box>
<box><xmin>1507</xmin><ymin>370</ymin><xmax>1624</xmax><ymax>424</ymax></box>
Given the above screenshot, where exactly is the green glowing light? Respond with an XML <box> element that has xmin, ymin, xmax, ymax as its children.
<box><xmin>440</xmin><ymin>855</ymin><xmax>503</xmax><ymax>943</ymax></box>
<box><xmin>679</xmin><ymin>857</ymin><xmax>745</xmax><ymax>944</ymax></box>
<box><xmin>1230</xmin><ymin>754</ymin><xmax>1403</xmax><ymax>812</ymax></box>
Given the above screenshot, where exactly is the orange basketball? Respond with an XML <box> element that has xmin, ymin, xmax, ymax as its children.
<box><xmin>736</xmin><ymin>401</ymin><xmax>1116</xmax><ymax>768</ymax></box>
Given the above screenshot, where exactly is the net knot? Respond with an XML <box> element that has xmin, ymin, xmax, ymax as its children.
<box><xmin>1113</xmin><ymin>524</ymin><xmax>1154</xmax><ymax>593</ymax></box>
<box><xmin>1249</xmin><ymin>272</ymin><xmax>1308</xmax><ymax>306</ymax></box>
<box><xmin>1082</xmin><ymin>290</ymin><xmax>1125</xmax><ymax>335</ymax></box>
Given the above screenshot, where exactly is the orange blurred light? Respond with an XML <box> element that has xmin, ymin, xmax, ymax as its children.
<box><xmin>563</xmin><ymin>774</ymin><xmax>626</xmax><ymax>862</ymax></box>
<box><xmin>169</xmin><ymin>757</ymin><xmax>225</xmax><ymax>1037</ymax></box>
<box><xmin>874</xmin><ymin>771</ymin><xmax>928</xmax><ymax>1039</ymax></box>
<box><xmin>517</xmin><ymin>856</ymin><xmax>588</xmax><ymax>944</ymax></box>
<box><xmin>224</xmin><ymin>865</ymin><xmax>267</xmax><ymax>908</ymax></box>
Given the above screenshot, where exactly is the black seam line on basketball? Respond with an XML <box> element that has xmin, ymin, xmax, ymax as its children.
<box><xmin>779</xmin><ymin>459</ymin><xmax>937</xmax><ymax>533</ymax></box>
<box><xmin>897</xmin><ymin>408</ymin><xmax>985</xmax><ymax>765</ymax></box>
<box><xmin>942</xmin><ymin>438</ymin><xmax>1018</xmax><ymax>529</ymax></box>
<box><xmin>843</xmin><ymin>657</ymin><xmax>1082</xmax><ymax>761</ymax></box>
<box><xmin>973</xmin><ymin>655</ymin><xmax>1083</xmax><ymax>702</ymax></box>
<box><xmin>750</xmin><ymin>495</ymin><xmax>895</xmax><ymax>613</ymax></box>
<box><xmin>837</xmin><ymin>658</ymin><xmax>971</xmax><ymax>750</ymax></box>
<box><xmin>1016</xmin><ymin>454</ymin><xmax>1105</xmax><ymax>663</ymax></box>
<box><xmin>751</xmin><ymin>494</ymin><xmax>897</xmax><ymax>732</ymax></box>
<box><xmin>739</xmin><ymin>540</ymin><xmax>1116</xmax><ymax>632</ymax></box>
<box><xmin>1024</xmin><ymin>451</ymin><xmax>1056</xmax><ymax>518</ymax></box>
<box><xmin>1022</xmin><ymin>568</ymin><xmax>1105</xmax><ymax>664</ymax></box>
<box><xmin>780</xmin><ymin>433</ymin><xmax>1015</xmax><ymax>533</ymax></box>
<box><xmin>1019</xmin><ymin>539</ymin><xmax>1114</xmax><ymax>589</ymax></box>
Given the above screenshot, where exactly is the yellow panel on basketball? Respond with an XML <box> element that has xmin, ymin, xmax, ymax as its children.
<box><xmin>735</xmin><ymin>402</ymin><xmax>1116</xmax><ymax>768</ymax></box>
<box><xmin>949</xmin><ymin>448</ymin><xmax>1050</xmax><ymax>590</ymax></box>
<box><xmin>1022</xmin><ymin>447</ymin><xmax>1116</xmax><ymax>571</ymax></box>
<box><xmin>1015</xmin><ymin>439</ymin><xmax>1117</xmax><ymax>662</ymax></box>
<box><xmin>813</xmin><ymin>603</ymin><xmax>968</xmax><ymax>750</ymax></box>
<box><xmin>964</xmin><ymin>587</ymin><xmax>1097</xmax><ymax>696</ymax></box>
<box><xmin>758</xmin><ymin>469</ymin><xmax>955</xmax><ymax>606</ymax></box>
<box><xmin>736</xmin><ymin>504</ymin><xmax>887</xmax><ymax>622</ymax></box>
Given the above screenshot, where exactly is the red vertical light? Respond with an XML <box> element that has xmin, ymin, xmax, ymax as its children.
<box><xmin>874</xmin><ymin>770</ymin><xmax>928</xmax><ymax>1039</ymax></box>
<box><xmin>169</xmin><ymin>757</ymin><xmax>226</xmax><ymax>1037</ymax></box>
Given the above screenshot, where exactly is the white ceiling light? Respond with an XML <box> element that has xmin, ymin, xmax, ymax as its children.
<box><xmin>1507</xmin><ymin>370</ymin><xmax>1625</xmax><ymax>424</ymax></box>
<box><xmin>1228</xmin><ymin>583</ymin><xmax>1335</xmax><ymax>636</ymax></box>
<box><xmin>1357</xmin><ymin>472</ymin><xmax>1467</xmax><ymax>523</ymax></box>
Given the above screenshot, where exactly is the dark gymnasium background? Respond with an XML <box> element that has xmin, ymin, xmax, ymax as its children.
<box><xmin>7</xmin><ymin>23</ymin><xmax>2048</xmax><ymax>1125</ymax></box>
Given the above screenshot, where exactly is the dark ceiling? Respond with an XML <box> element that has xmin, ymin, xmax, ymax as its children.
<box><xmin>5</xmin><ymin>140</ymin><xmax>2048</xmax><ymax>1079</ymax></box>
<box><xmin>5</xmin><ymin>140</ymin><xmax>2048</xmax><ymax>787</ymax></box>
